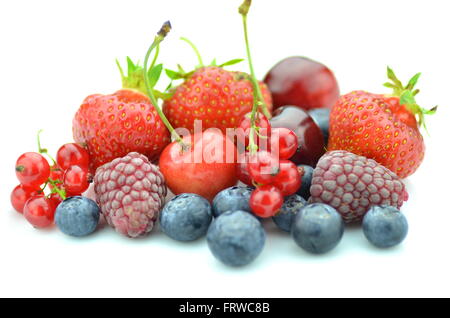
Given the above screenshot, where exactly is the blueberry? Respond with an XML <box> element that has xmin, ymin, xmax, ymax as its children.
<box><xmin>308</xmin><ymin>108</ymin><xmax>330</xmax><ymax>144</ymax></box>
<box><xmin>272</xmin><ymin>194</ymin><xmax>307</xmax><ymax>232</ymax></box>
<box><xmin>160</xmin><ymin>193</ymin><xmax>212</xmax><ymax>241</ymax></box>
<box><xmin>55</xmin><ymin>196</ymin><xmax>100</xmax><ymax>237</ymax></box>
<box><xmin>212</xmin><ymin>186</ymin><xmax>253</xmax><ymax>217</ymax></box>
<box><xmin>362</xmin><ymin>205</ymin><xmax>408</xmax><ymax>248</ymax></box>
<box><xmin>297</xmin><ymin>165</ymin><xmax>314</xmax><ymax>199</ymax></box>
<box><xmin>207</xmin><ymin>210</ymin><xmax>265</xmax><ymax>266</ymax></box>
<box><xmin>291</xmin><ymin>203</ymin><xmax>344</xmax><ymax>254</ymax></box>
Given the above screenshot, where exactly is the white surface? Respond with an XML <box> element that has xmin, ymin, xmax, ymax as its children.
<box><xmin>1</xmin><ymin>0</ymin><xmax>449</xmax><ymax>298</ymax></box>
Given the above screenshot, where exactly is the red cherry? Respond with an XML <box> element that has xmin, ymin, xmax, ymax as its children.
<box><xmin>271</xmin><ymin>127</ymin><xmax>299</xmax><ymax>160</ymax></box>
<box><xmin>10</xmin><ymin>185</ymin><xmax>41</xmax><ymax>213</ymax></box>
<box><xmin>23</xmin><ymin>195</ymin><xmax>56</xmax><ymax>228</ymax></box>
<box><xmin>270</xmin><ymin>106</ymin><xmax>325</xmax><ymax>166</ymax></box>
<box><xmin>15</xmin><ymin>152</ymin><xmax>50</xmax><ymax>188</ymax></box>
<box><xmin>159</xmin><ymin>130</ymin><xmax>238</xmax><ymax>201</ymax></box>
<box><xmin>272</xmin><ymin>160</ymin><xmax>301</xmax><ymax>196</ymax></box>
<box><xmin>49</xmin><ymin>165</ymin><xmax>64</xmax><ymax>190</ymax></box>
<box><xmin>248</xmin><ymin>151</ymin><xmax>280</xmax><ymax>185</ymax></box>
<box><xmin>249</xmin><ymin>185</ymin><xmax>283</xmax><ymax>218</ymax></box>
<box><xmin>237</xmin><ymin>112</ymin><xmax>271</xmax><ymax>150</ymax></box>
<box><xmin>56</xmin><ymin>143</ymin><xmax>90</xmax><ymax>171</ymax></box>
<box><xmin>63</xmin><ymin>165</ymin><xmax>89</xmax><ymax>194</ymax></box>
<box><xmin>236</xmin><ymin>153</ymin><xmax>253</xmax><ymax>186</ymax></box>
<box><xmin>264</xmin><ymin>56</ymin><xmax>339</xmax><ymax>111</ymax></box>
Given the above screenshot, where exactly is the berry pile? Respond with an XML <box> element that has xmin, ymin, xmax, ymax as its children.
<box><xmin>9</xmin><ymin>0</ymin><xmax>434</xmax><ymax>268</ymax></box>
<box><xmin>11</xmin><ymin>134</ymin><xmax>93</xmax><ymax>229</ymax></box>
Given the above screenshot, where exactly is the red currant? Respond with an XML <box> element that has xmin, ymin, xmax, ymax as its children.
<box><xmin>15</xmin><ymin>152</ymin><xmax>50</xmax><ymax>188</ymax></box>
<box><xmin>23</xmin><ymin>195</ymin><xmax>56</xmax><ymax>228</ymax></box>
<box><xmin>63</xmin><ymin>165</ymin><xmax>89</xmax><ymax>194</ymax></box>
<box><xmin>10</xmin><ymin>185</ymin><xmax>41</xmax><ymax>213</ymax></box>
<box><xmin>248</xmin><ymin>151</ymin><xmax>280</xmax><ymax>185</ymax></box>
<box><xmin>48</xmin><ymin>193</ymin><xmax>63</xmax><ymax>207</ymax></box>
<box><xmin>49</xmin><ymin>165</ymin><xmax>64</xmax><ymax>190</ymax></box>
<box><xmin>271</xmin><ymin>127</ymin><xmax>298</xmax><ymax>160</ymax></box>
<box><xmin>249</xmin><ymin>185</ymin><xmax>283</xmax><ymax>218</ymax></box>
<box><xmin>238</xmin><ymin>112</ymin><xmax>271</xmax><ymax>149</ymax></box>
<box><xmin>272</xmin><ymin>160</ymin><xmax>301</xmax><ymax>196</ymax></box>
<box><xmin>56</xmin><ymin>143</ymin><xmax>90</xmax><ymax>171</ymax></box>
<box><xmin>236</xmin><ymin>153</ymin><xmax>253</xmax><ymax>186</ymax></box>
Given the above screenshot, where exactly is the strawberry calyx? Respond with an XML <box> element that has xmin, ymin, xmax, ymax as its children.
<box><xmin>384</xmin><ymin>66</ymin><xmax>437</xmax><ymax>130</ymax></box>
<box><xmin>163</xmin><ymin>37</ymin><xmax>245</xmax><ymax>94</ymax></box>
<box><xmin>116</xmin><ymin>56</ymin><xmax>170</xmax><ymax>100</ymax></box>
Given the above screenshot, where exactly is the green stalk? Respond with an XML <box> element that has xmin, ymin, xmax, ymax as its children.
<box><xmin>239</xmin><ymin>0</ymin><xmax>271</xmax><ymax>119</ymax></box>
<box><xmin>37</xmin><ymin>130</ymin><xmax>56</xmax><ymax>166</ymax></box>
<box><xmin>180</xmin><ymin>37</ymin><xmax>204</xmax><ymax>67</ymax></box>
<box><xmin>142</xmin><ymin>21</ymin><xmax>184</xmax><ymax>144</ymax></box>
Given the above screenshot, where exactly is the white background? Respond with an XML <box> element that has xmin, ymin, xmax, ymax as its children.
<box><xmin>1</xmin><ymin>0</ymin><xmax>449</xmax><ymax>297</ymax></box>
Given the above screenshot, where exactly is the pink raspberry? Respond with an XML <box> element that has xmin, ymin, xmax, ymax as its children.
<box><xmin>310</xmin><ymin>150</ymin><xmax>408</xmax><ymax>223</ymax></box>
<box><xmin>94</xmin><ymin>152</ymin><xmax>167</xmax><ymax>237</ymax></box>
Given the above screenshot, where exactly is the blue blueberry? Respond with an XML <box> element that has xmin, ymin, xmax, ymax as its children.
<box><xmin>55</xmin><ymin>196</ymin><xmax>100</xmax><ymax>237</ymax></box>
<box><xmin>272</xmin><ymin>194</ymin><xmax>307</xmax><ymax>232</ymax></box>
<box><xmin>362</xmin><ymin>205</ymin><xmax>408</xmax><ymax>248</ymax></box>
<box><xmin>160</xmin><ymin>193</ymin><xmax>212</xmax><ymax>241</ymax></box>
<box><xmin>207</xmin><ymin>210</ymin><xmax>266</xmax><ymax>266</ymax></box>
<box><xmin>212</xmin><ymin>186</ymin><xmax>253</xmax><ymax>217</ymax></box>
<box><xmin>291</xmin><ymin>203</ymin><xmax>344</xmax><ymax>254</ymax></box>
<box><xmin>297</xmin><ymin>164</ymin><xmax>314</xmax><ymax>199</ymax></box>
<box><xmin>309</xmin><ymin>108</ymin><xmax>330</xmax><ymax>144</ymax></box>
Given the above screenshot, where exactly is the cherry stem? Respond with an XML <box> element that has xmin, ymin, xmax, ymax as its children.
<box><xmin>47</xmin><ymin>178</ymin><xmax>66</xmax><ymax>200</ymax></box>
<box><xmin>180</xmin><ymin>37</ymin><xmax>204</xmax><ymax>67</ymax></box>
<box><xmin>142</xmin><ymin>21</ymin><xmax>184</xmax><ymax>145</ymax></box>
<box><xmin>149</xmin><ymin>43</ymin><xmax>160</xmax><ymax>72</ymax></box>
<box><xmin>37</xmin><ymin>130</ymin><xmax>56</xmax><ymax>166</ymax></box>
<box><xmin>239</xmin><ymin>0</ymin><xmax>270</xmax><ymax>154</ymax></box>
<box><xmin>239</xmin><ymin>0</ymin><xmax>271</xmax><ymax>119</ymax></box>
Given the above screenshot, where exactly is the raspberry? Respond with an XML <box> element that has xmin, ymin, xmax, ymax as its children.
<box><xmin>94</xmin><ymin>152</ymin><xmax>166</xmax><ymax>238</ymax></box>
<box><xmin>309</xmin><ymin>150</ymin><xmax>408</xmax><ymax>223</ymax></box>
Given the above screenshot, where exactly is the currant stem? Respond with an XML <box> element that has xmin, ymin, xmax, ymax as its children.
<box><xmin>143</xmin><ymin>21</ymin><xmax>184</xmax><ymax>144</ymax></box>
<box><xmin>37</xmin><ymin>130</ymin><xmax>56</xmax><ymax>166</ymax></box>
<box><xmin>47</xmin><ymin>178</ymin><xmax>66</xmax><ymax>200</ymax></box>
<box><xmin>180</xmin><ymin>37</ymin><xmax>204</xmax><ymax>67</ymax></box>
<box><xmin>239</xmin><ymin>0</ymin><xmax>271</xmax><ymax>119</ymax></box>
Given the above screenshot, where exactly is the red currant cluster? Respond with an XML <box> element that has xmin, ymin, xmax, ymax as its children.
<box><xmin>236</xmin><ymin>113</ymin><xmax>302</xmax><ymax>218</ymax></box>
<box><xmin>11</xmin><ymin>136</ymin><xmax>91</xmax><ymax>228</ymax></box>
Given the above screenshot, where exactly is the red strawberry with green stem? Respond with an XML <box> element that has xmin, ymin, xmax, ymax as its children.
<box><xmin>72</xmin><ymin>52</ymin><xmax>171</xmax><ymax>170</ymax></box>
<box><xmin>327</xmin><ymin>67</ymin><xmax>437</xmax><ymax>178</ymax></box>
<box><xmin>162</xmin><ymin>37</ymin><xmax>273</xmax><ymax>134</ymax></box>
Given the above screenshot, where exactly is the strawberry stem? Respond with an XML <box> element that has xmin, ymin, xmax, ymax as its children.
<box><xmin>143</xmin><ymin>21</ymin><xmax>184</xmax><ymax>145</ymax></box>
<box><xmin>180</xmin><ymin>37</ymin><xmax>204</xmax><ymax>67</ymax></box>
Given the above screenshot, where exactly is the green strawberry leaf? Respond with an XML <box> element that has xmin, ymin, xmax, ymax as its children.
<box><xmin>148</xmin><ymin>63</ymin><xmax>163</xmax><ymax>88</ymax></box>
<box><xmin>218</xmin><ymin>58</ymin><xmax>245</xmax><ymax>68</ymax></box>
<box><xmin>127</xmin><ymin>56</ymin><xmax>136</xmax><ymax>74</ymax></box>
<box><xmin>219</xmin><ymin>58</ymin><xmax>245</xmax><ymax>67</ymax></box>
<box><xmin>210</xmin><ymin>58</ymin><xmax>217</xmax><ymax>66</ymax></box>
<box><xmin>399</xmin><ymin>90</ymin><xmax>416</xmax><ymax>106</ymax></box>
<box><xmin>165</xmin><ymin>68</ymin><xmax>184</xmax><ymax>80</ymax></box>
<box><xmin>405</xmin><ymin>72</ymin><xmax>421</xmax><ymax>90</ymax></box>
<box><xmin>383</xmin><ymin>82</ymin><xmax>396</xmax><ymax>89</ymax></box>
<box><xmin>387</xmin><ymin>66</ymin><xmax>403</xmax><ymax>89</ymax></box>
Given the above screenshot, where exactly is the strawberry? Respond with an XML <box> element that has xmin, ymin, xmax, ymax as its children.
<box><xmin>72</xmin><ymin>58</ymin><xmax>170</xmax><ymax>170</ymax></box>
<box><xmin>161</xmin><ymin>38</ymin><xmax>272</xmax><ymax>134</ymax></box>
<box><xmin>327</xmin><ymin>67</ymin><xmax>436</xmax><ymax>178</ymax></box>
<box><xmin>163</xmin><ymin>66</ymin><xmax>272</xmax><ymax>134</ymax></box>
